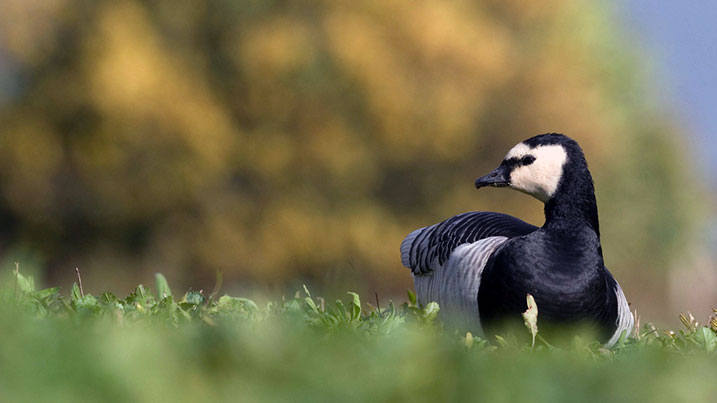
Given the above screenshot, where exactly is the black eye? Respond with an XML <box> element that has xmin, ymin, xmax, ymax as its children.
<box><xmin>521</xmin><ymin>155</ymin><xmax>535</xmax><ymax>165</ymax></box>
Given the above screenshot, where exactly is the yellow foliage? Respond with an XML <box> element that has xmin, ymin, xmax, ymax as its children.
<box><xmin>0</xmin><ymin>0</ymin><xmax>704</xmax><ymax>311</ymax></box>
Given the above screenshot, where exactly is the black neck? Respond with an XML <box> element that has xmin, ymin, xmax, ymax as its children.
<box><xmin>542</xmin><ymin>163</ymin><xmax>601</xmax><ymax>238</ymax></box>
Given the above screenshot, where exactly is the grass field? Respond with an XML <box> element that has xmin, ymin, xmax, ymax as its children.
<box><xmin>1</xmin><ymin>270</ymin><xmax>715</xmax><ymax>403</ymax></box>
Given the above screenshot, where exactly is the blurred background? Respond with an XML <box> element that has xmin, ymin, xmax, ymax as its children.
<box><xmin>0</xmin><ymin>0</ymin><xmax>714</xmax><ymax>325</ymax></box>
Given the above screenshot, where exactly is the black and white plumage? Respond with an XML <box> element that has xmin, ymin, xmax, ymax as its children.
<box><xmin>400</xmin><ymin>133</ymin><xmax>633</xmax><ymax>347</ymax></box>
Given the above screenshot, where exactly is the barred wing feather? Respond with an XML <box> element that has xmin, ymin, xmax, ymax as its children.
<box><xmin>401</xmin><ymin>212</ymin><xmax>537</xmax><ymax>275</ymax></box>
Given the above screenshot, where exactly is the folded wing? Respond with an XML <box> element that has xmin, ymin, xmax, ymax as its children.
<box><xmin>401</xmin><ymin>211</ymin><xmax>538</xmax><ymax>275</ymax></box>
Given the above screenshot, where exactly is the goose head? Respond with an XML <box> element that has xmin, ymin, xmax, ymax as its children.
<box><xmin>475</xmin><ymin>133</ymin><xmax>588</xmax><ymax>203</ymax></box>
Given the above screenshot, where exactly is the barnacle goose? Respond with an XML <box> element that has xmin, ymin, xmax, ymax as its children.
<box><xmin>400</xmin><ymin>133</ymin><xmax>633</xmax><ymax>347</ymax></box>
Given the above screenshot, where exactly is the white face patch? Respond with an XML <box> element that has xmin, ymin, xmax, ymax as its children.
<box><xmin>504</xmin><ymin>143</ymin><xmax>568</xmax><ymax>202</ymax></box>
<box><xmin>505</xmin><ymin>143</ymin><xmax>532</xmax><ymax>160</ymax></box>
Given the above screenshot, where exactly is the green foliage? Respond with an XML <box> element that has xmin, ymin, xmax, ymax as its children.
<box><xmin>1</xmin><ymin>271</ymin><xmax>716</xmax><ymax>402</ymax></box>
<box><xmin>5</xmin><ymin>271</ymin><xmax>446</xmax><ymax>336</ymax></box>
<box><xmin>155</xmin><ymin>273</ymin><xmax>173</xmax><ymax>298</ymax></box>
<box><xmin>7</xmin><ymin>270</ymin><xmax>717</xmax><ymax>350</ymax></box>
<box><xmin>522</xmin><ymin>293</ymin><xmax>539</xmax><ymax>348</ymax></box>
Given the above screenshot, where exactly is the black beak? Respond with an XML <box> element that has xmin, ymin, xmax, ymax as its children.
<box><xmin>475</xmin><ymin>165</ymin><xmax>510</xmax><ymax>189</ymax></box>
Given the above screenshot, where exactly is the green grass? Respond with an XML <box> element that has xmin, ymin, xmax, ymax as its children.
<box><xmin>1</xmin><ymin>270</ymin><xmax>716</xmax><ymax>403</ymax></box>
